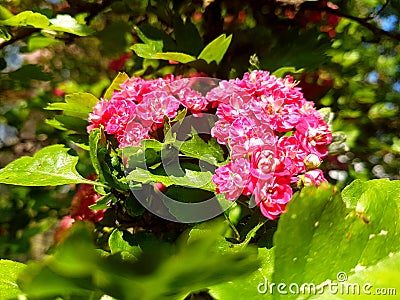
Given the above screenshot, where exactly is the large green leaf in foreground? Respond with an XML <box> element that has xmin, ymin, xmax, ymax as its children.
<box><xmin>0</xmin><ymin>145</ymin><xmax>102</xmax><ymax>186</ymax></box>
<box><xmin>0</xmin><ymin>260</ymin><xmax>26</xmax><ymax>300</ymax></box>
<box><xmin>209</xmin><ymin>180</ymin><xmax>400</xmax><ymax>299</ymax></box>
<box><xmin>18</xmin><ymin>221</ymin><xmax>259</xmax><ymax>300</ymax></box>
<box><xmin>273</xmin><ymin>180</ymin><xmax>400</xmax><ymax>299</ymax></box>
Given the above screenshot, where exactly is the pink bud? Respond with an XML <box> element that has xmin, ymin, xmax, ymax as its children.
<box><xmin>154</xmin><ymin>182</ymin><xmax>167</xmax><ymax>192</ymax></box>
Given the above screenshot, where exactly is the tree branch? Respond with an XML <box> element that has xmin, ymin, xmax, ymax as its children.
<box><xmin>0</xmin><ymin>28</ymin><xmax>39</xmax><ymax>50</ymax></box>
<box><xmin>302</xmin><ymin>1</ymin><xmax>400</xmax><ymax>42</ymax></box>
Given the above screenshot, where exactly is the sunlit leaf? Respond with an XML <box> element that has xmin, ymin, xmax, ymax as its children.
<box><xmin>46</xmin><ymin>92</ymin><xmax>99</xmax><ymax>119</ymax></box>
<box><xmin>272</xmin><ymin>180</ymin><xmax>400</xmax><ymax>299</ymax></box>
<box><xmin>0</xmin><ymin>260</ymin><xmax>26</xmax><ymax>300</ymax></box>
<box><xmin>198</xmin><ymin>34</ymin><xmax>232</xmax><ymax>64</ymax></box>
<box><xmin>0</xmin><ymin>145</ymin><xmax>103</xmax><ymax>186</ymax></box>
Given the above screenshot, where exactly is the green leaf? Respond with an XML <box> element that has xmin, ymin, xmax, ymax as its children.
<box><xmin>154</xmin><ymin>52</ymin><xmax>196</xmax><ymax>63</ymax></box>
<box><xmin>19</xmin><ymin>221</ymin><xmax>259</xmax><ymax>300</ymax></box>
<box><xmin>198</xmin><ymin>34</ymin><xmax>232</xmax><ymax>64</ymax></box>
<box><xmin>132</xmin><ymin>43</ymin><xmax>163</xmax><ymax>59</ymax></box>
<box><xmin>272</xmin><ymin>180</ymin><xmax>400</xmax><ymax>299</ymax></box>
<box><xmin>131</xmin><ymin>26</ymin><xmax>164</xmax><ymax>59</ymax></box>
<box><xmin>108</xmin><ymin>229</ymin><xmax>142</xmax><ymax>260</ymax></box>
<box><xmin>180</xmin><ymin>135</ymin><xmax>225</xmax><ymax>166</ymax></box>
<box><xmin>173</xmin><ymin>17</ymin><xmax>203</xmax><ymax>55</ymax></box>
<box><xmin>0</xmin><ymin>11</ymin><xmax>49</xmax><ymax>27</ymax></box>
<box><xmin>0</xmin><ymin>12</ymin><xmax>93</xmax><ymax>36</ymax></box>
<box><xmin>272</xmin><ymin>66</ymin><xmax>304</xmax><ymax>78</ymax></box>
<box><xmin>0</xmin><ymin>5</ymin><xmax>13</xmax><ymax>20</ymax></box>
<box><xmin>46</xmin><ymin>92</ymin><xmax>99</xmax><ymax>119</ymax></box>
<box><xmin>0</xmin><ymin>260</ymin><xmax>26</xmax><ymax>299</ymax></box>
<box><xmin>104</xmin><ymin>72</ymin><xmax>129</xmax><ymax>100</ymax></box>
<box><xmin>9</xmin><ymin>64</ymin><xmax>52</xmax><ymax>81</ymax></box>
<box><xmin>89</xmin><ymin>192</ymin><xmax>116</xmax><ymax>210</ymax></box>
<box><xmin>27</xmin><ymin>36</ymin><xmax>61</xmax><ymax>52</ymax></box>
<box><xmin>89</xmin><ymin>129</ymin><xmax>128</xmax><ymax>191</ymax></box>
<box><xmin>126</xmin><ymin>168</ymin><xmax>215</xmax><ymax>191</ymax></box>
<box><xmin>0</xmin><ymin>145</ymin><xmax>103</xmax><ymax>187</ymax></box>
<box><xmin>209</xmin><ymin>248</ymin><xmax>274</xmax><ymax>300</ymax></box>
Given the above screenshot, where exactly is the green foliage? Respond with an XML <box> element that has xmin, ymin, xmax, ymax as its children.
<box><xmin>0</xmin><ymin>11</ymin><xmax>93</xmax><ymax>36</ymax></box>
<box><xmin>18</xmin><ymin>221</ymin><xmax>259</xmax><ymax>300</ymax></box>
<box><xmin>0</xmin><ymin>145</ymin><xmax>102</xmax><ymax>186</ymax></box>
<box><xmin>46</xmin><ymin>92</ymin><xmax>99</xmax><ymax>120</ymax></box>
<box><xmin>0</xmin><ymin>260</ymin><xmax>26</xmax><ymax>299</ymax></box>
<box><xmin>132</xmin><ymin>32</ymin><xmax>232</xmax><ymax>65</ymax></box>
<box><xmin>272</xmin><ymin>180</ymin><xmax>400</xmax><ymax>298</ymax></box>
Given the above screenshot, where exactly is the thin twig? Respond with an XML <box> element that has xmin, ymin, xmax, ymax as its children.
<box><xmin>303</xmin><ymin>3</ymin><xmax>400</xmax><ymax>42</ymax></box>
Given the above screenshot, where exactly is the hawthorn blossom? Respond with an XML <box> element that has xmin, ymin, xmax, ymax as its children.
<box><xmin>213</xmin><ymin>158</ymin><xmax>251</xmax><ymax>200</ymax></box>
<box><xmin>302</xmin><ymin>169</ymin><xmax>328</xmax><ymax>186</ymax></box>
<box><xmin>253</xmin><ymin>176</ymin><xmax>293</xmax><ymax>220</ymax></box>
<box><xmin>86</xmin><ymin>70</ymin><xmax>332</xmax><ymax>220</ymax></box>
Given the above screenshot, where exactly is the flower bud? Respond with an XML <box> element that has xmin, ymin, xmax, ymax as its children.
<box><xmin>304</xmin><ymin>153</ymin><xmax>321</xmax><ymax>170</ymax></box>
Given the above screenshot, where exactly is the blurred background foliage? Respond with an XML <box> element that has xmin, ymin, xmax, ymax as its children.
<box><xmin>0</xmin><ymin>0</ymin><xmax>399</xmax><ymax>262</ymax></box>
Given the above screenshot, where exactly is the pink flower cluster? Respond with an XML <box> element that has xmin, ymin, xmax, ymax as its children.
<box><xmin>210</xmin><ymin>71</ymin><xmax>332</xmax><ymax>219</ymax></box>
<box><xmin>87</xmin><ymin>71</ymin><xmax>332</xmax><ymax>220</ymax></box>
<box><xmin>87</xmin><ymin>76</ymin><xmax>209</xmax><ymax>147</ymax></box>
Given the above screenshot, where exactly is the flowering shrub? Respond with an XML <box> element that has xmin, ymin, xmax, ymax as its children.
<box><xmin>87</xmin><ymin>70</ymin><xmax>332</xmax><ymax>220</ymax></box>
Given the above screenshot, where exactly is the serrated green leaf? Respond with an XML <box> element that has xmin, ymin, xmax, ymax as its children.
<box><xmin>104</xmin><ymin>72</ymin><xmax>129</xmax><ymax>100</ymax></box>
<box><xmin>0</xmin><ymin>145</ymin><xmax>104</xmax><ymax>187</ymax></box>
<box><xmin>198</xmin><ymin>34</ymin><xmax>232</xmax><ymax>64</ymax></box>
<box><xmin>180</xmin><ymin>135</ymin><xmax>224</xmax><ymax>166</ymax></box>
<box><xmin>126</xmin><ymin>167</ymin><xmax>175</xmax><ymax>187</ymax></box>
<box><xmin>0</xmin><ymin>11</ymin><xmax>49</xmax><ymax>27</ymax></box>
<box><xmin>272</xmin><ymin>180</ymin><xmax>400</xmax><ymax>299</ymax></box>
<box><xmin>0</xmin><ymin>260</ymin><xmax>26</xmax><ymax>300</ymax></box>
<box><xmin>154</xmin><ymin>52</ymin><xmax>196</xmax><ymax>63</ymax></box>
<box><xmin>108</xmin><ymin>229</ymin><xmax>142</xmax><ymax>260</ymax></box>
<box><xmin>46</xmin><ymin>92</ymin><xmax>99</xmax><ymax>119</ymax></box>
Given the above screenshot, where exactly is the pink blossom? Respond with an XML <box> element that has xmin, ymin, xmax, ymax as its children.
<box><xmin>253</xmin><ymin>176</ymin><xmax>293</xmax><ymax>220</ymax></box>
<box><xmin>87</xmin><ymin>99</ymin><xmax>111</xmax><ymax>132</ymax></box>
<box><xmin>295</xmin><ymin>112</ymin><xmax>332</xmax><ymax>158</ymax></box>
<box><xmin>117</xmin><ymin>121</ymin><xmax>150</xmax><ymax>147</ymax></box>
<box><xmin>136</xmin><ymin>90</ymin><xmax>180</xmax><ymax>125</ymax></box>
<box><xmin>275</xmin><ymin>135</ymin><xmax>307</xmax><ymax>176</ymax></box>
<box><xmin>177</xmin><ymin>88</ymin><xmax>208</xmax><ymax>113</ymax></box>
<box><xmin>249</xmin><ymin>145</ymin><xmax>276</xmax><ymax>180</ymax></box>
<box><xmin>212</xmin><ymin>158</ymin><xmax>251</xmax><ymax>200</ymax></box>
<box><xmin>302</xmin><ymin>169</ymin><xmax>328</xmax><ymax>186</ymax></box>
<box><xmin>105</xmin><ymin>98</ymin><xmax>136</xmax><ymax>134</ymax></box>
